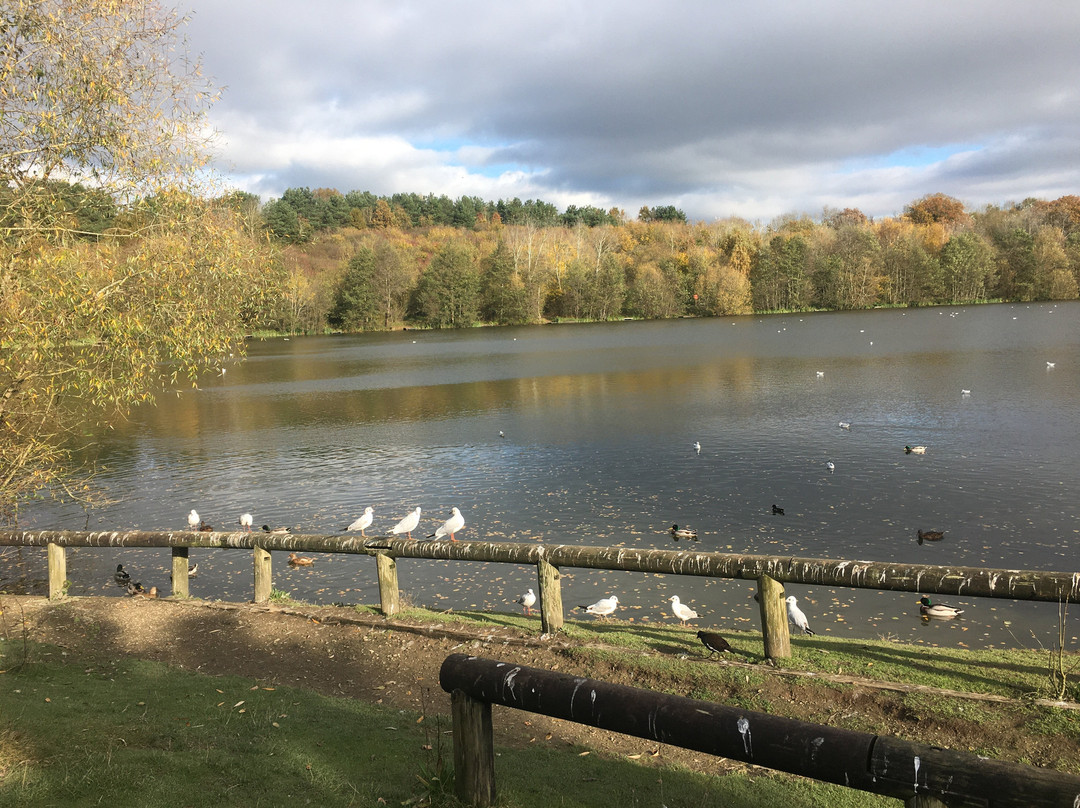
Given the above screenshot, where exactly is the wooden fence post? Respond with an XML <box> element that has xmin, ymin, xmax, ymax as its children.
<box><xmin>758</xmin><ymin>574</ymin><xmax>790</xmax><ymax>659</ymax></box>
<box><xmin>47</xmin><ymin>543</ymin><xmax>66</xmax><ymax>600</ymax></box>
<box><xmin>450</xmin><ymin>689</ymin><xmax>496</xmax><ymax>807</ymax></box>
<box><xmin>376</xmin><ymin>552</ymin><xmax>399</xmax><ymax>616</ymax></box>
<box><xmin>253</xmin><ymin>545</ymin><xmax>272</xmax><ymax>604</ymax></box>
<box><xmin>171</xmin><ymin>546</ymin><xmax>190</xmax><ymax>598</ymax></box>
<box><xmin>537</xmin><ymin>554</ymin><xmax>563</xmax><ymax>635</ymax></box>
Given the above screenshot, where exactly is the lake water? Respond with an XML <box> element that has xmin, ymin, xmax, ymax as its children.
<box><xmin>8</xmin><ymin>302</ymin><xmax>1080</xmax><ymax>650</ymax></box>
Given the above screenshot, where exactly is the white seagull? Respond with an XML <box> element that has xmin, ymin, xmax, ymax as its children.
<box><xmin>516</xmin><ymin>588</ymin><xmax>537</xmax><ymax>616</ymax></box>
<box><xmin>187</xmin><ymin>510</ymin><xmax>200</xmax><ymax>530</ymax></box>
<box><xmin>238</xmin><ymin>513</ymin><xmax>253</xmax><ymax>532</ymax></box>
<box><xmin>816</xmin><ymin>371</ymin><xmax>825</xmax><ymax>378</ymax></box>
<box><xmin>693</xmin><ymin>441</ymin><xmax>701</xmax><ymax>453</ymax></box>
<box><xmin>427</xmin><ymin>507</ymin><xmax>465</xmax><ymax>541</ymax></box>
<box><xmin>838</xmin><ymin>421</ymin><xmax>851</xmax><ymax>430</ymax></box>
<box><xmin>579</xmin><ymin>595</ymin><xmax>619</xmax><ymax>618</ymax></box>
<box><xmin>1047</xmin><ymin>361</ymin><xmax>1056</xmax><ymax>369</ymax></box>
<box><xmin>668</xmin><ymin>595</ymin><xmax>698</xmax><ymax>625</ymax></box>
<box><xmin>961</xmin><ymin>389</ymin><xmax>971</xmax><ymax>397</ymax></box>
<box><xmin>345</xmin><ymin>506</ymin><xmax>374</xmax><ymax>536</ymax></box>
<box><xmin>391</xmin><ymin>507</ymin><xmax>422</xmax><ymax>539</ymax></box>
<box><xmin>825</xmin><ymin>461</ymin><xmax>835</xmax><ymax>471</ymax></box>
<box><xmin>786</xmin><ymin>595</ymin><xmax>814</xmax><ymax>635</ymax></box>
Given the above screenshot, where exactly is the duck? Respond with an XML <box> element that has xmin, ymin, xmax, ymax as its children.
<box><xmin>288</xmin><ymin>552</ymin><xmax>315</xmax><ymax>566</ymax></box>
<box><xmin>198</xmin><ymin>520</ymin><xmax>214</xmax><ymax>532</ymax></box>
<box><xmin>825</xmin><ymin>461</ymin><xmax>835</xmax><ymax>471</ymax></box>
<box><xmin>516</xmin><ymin>588</ymin><xmax>537</xmax><ymax>616</ymax></box>
<box><xmin>344</xmin><ymin>506</ymin><xmax>374</xmax><ymax>536</ymax></box>
<box><xmin>905</xmin><ymin>445</ymin><xmax>927</xmax><ymax>454</ymax></box>
<box><xmin>961</xmin><ymin>389</ymin><xmax>971</xmax><ymax>397</ymax></box>
<box><xmin>771</xmin><ymin>504</ymin><xmax>785</xmax><ymax>515</ymax></box>
<box><xmin>668</xmin><ymin>595</ymin><xmax>699</xmax><ymax>625</ymax></box>
<box><xmin>187</xmin><ymin>563</ymin><xmax>199</xmax><ymax>578</ymax></box>
<box><xmin>114</xmin><ymin>564</ymin><xmax>131</xmax><ymax>587</ymax></box>
<box><xmin>262</xmin><ymin>524</ymin><xmax>292</xmax><ymax>534</ymax></box>
<box><xmin>238</xmin><ymin>513</ymin><xmax>254</xmax><ymax>532</ymax></box>
<box><xmin>916</xmin><ymin>529</ymin><xmax>944</xmax><ymax>545</ymax></box>
<box><xmin>391</xmin><ymin>507</ymin><xmax>422</xmax><ymax>540</ymax></box>
<box><xmin>838</xmin><ymin>421</ymin><xmax>851</xmax><ymax>430</ymax></box>
<box><xmin>918</xmin><ymin>596</ymin><xmax>964</xmax><ymax>618</ymax></box>
<box><xmin>426</xmin><ymin>507</ymin><xmax>465</xmax><ymax>542</ymax></box>
<box><xmin>670</xmin><ymin>524</ymin><xmax>698</xmax><ymax>541</ymax></box>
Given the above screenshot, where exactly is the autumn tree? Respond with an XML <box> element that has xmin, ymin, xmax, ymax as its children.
<box><xmin>905</xmin><ymin>193</ymin><xmax>969</xmax><ymax>226</ymax></box>
<box><xmin>0</xmin><ymin>1</ymin><xmax>278</xmax><ymax>516</ymax></box>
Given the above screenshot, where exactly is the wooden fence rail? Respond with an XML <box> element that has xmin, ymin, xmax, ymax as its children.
<box><xmin>439</xmin><ymin>653</ymin><xmax>1080</xmax><ymax>808</ymax></box>
<box><xmin>3</xmin><ymin>528</ymin><xmax>1079</xmax><ymax>660</ymax></box>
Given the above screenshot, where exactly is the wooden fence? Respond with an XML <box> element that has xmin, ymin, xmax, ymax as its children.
<box><xmin>439</xmin><ymin>653</ymin><xmax>1080</xmax><ymax>808</ymax></box>
<box><xmin>3</xmin><ymin>528</ymin><xmax>1079</xmax><ymax>659</ymax></box>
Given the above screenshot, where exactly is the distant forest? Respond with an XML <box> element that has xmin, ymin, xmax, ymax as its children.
<box><xmin>52</xmin><ymin>184</ymin><xmax>1080</xmax><ymax>333</ymax></box>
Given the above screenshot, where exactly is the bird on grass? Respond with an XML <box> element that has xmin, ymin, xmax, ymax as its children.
<box><xmin>918</xmin><ymin>596</ymin><xmax>964</xmax><ymax>619</ymax></box>
<box><xmin>670</xmin><ymin>525</ymin><xmax>698</xmax><ymax>541</ymax></box>
<box><xmin>344</xmin><ymin>506</ymin><xmax>374</xmax><ymax>536</ymax></box>
<box><xmin>786</xmin><ymin>596</ymin><xmax>814</xmax><ymax>635</ymax></box>
<box><xmin>697</xmin><ymin>630</ymin><xmax>750</xmax><ymax>659</ymax></box>
<box><xmin>772</xmin><ymin>504</ymin><xmax>785</xmax><ymax>515</ymax></box>
<box><xmin>262</xmin><ymin>524</ymin><xmax>292</xmax><ymax>534</ymax></box>
<box><xmin>916</xmin><ymin>529</ymin><xmax>944</xmax><ymax>545</ymax></box>
<box><xmin>187</xmin><ymin>510</ymin><xmax>200</xmax><ymax>530</ymax></box>
<box><xmin>288</xmin><ymin>553</ymin><xmax>314</xmax><ymax>566</ymax></box>
<box><xmin>905</xmin><ymin>445</ymin><xmax>927</xmax><ymax>454</ymax></box>
<box><xmin>578</xmin><ymin>595</ymin><xmax>619</xmax><ymax>619</ymax></box>
<box><xmin>391</xmin><ymin>507</ymin><xmax>422</xmax><ymax>539</ymax></box>
<box><xmin>427</xmin><ymin>507</ymin><xmax>464</xmax><ymax>541</ymax></box>
<box><xmin>668</xmin><ymin>595</ymin><xmax>698</xmax><ymax>625</ymax></box>
<box><xmin>516</xmin><ymin>588</ymin><xmax>536</xmax><ymax>616</ymax></box>
<box><xmin>239</xmin><ymin>513</ymin><xmax>254</xmax><ymax>532</ymax></box>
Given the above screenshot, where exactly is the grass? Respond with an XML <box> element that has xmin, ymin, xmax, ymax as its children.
<box><xmin>0</xmin><ymin>640</ymin><xmax>889</xmax><ymax>808</ymax></box>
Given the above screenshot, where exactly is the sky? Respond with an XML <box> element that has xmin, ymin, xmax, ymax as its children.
<box><xmin>179</xmin><ymin>1</ymin><xmax>1080</xmax><ymax>223</ymax></box>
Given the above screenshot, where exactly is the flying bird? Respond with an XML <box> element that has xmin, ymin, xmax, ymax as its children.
<box><xmin>516</xmin><ymin>588</ymin><xmax>537</xmax><ymax>616</ymax></box>
<box><xmin>786</xmin><ymin>595</ymin><xmax>814</xmax><ymax>635</ymax></box>
<box><xmin>344</xmin><ymin>506</ymin><xmax>374</xmax><ymax>536</ymax></box>
<box><xmin>772</xmin><ymin>504</ymin><xmax>784</xmax><ymax>515</ymax></box>
<box><xmin>668</xmin><ymin>595</ymin><xmax>698</xmax><ymax>624</ymax></box>
<box><xmin>239</xmin><ymin>513</ymin><xmax>253</xmax><ymax>532</ymax></box>
<box><xmin>187</xmin><ymin>510</ymin><xmax>200</xmax><ymax>530</ymax></box>
<box><xmin>916</xmin><ymin>529</ymin><xmax>944</xmax><ymax>545</ymax></box>
<box><xmin>427</xmin><ymin>507</ymin><xmax>464</xmax><ymax>541</ymax></box>
<box><xmin>578</xmin><ymin>595</ymin><xmax>619</xmax><ymax>618</ymax></box>
<box><xmin>391</xmin><ymin>507</ymin><xmax>422</xmax><ymax>539</ymax></box>
<box><xmin>918</xmin><ymin>596</ymin><xmax>964</xmax><ymax>618</ymax></box>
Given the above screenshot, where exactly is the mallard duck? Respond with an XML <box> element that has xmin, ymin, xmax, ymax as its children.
<box><xmin>668</xmin><ymin>595</ymin><xmax>698</xmax><ymax>624</ymax></box>
<box><xmin>288</xmin><ymin>552</ymin><xmax>314</xmax><ymax>566</ymax></box>
<box><xmin>344</xmin><ymin>506</ymin><xmax>374</xmax><ymax>536</ymax></box>
<box><xmin>918</xmin><ymin>596</ymin><xmax>964</xmax><ymax>618</ymax></box>
<box><xmin>516</xmin><ymin>588</ymin><xmax>536</xmax><ymax>616</ymax></box>
<box><xmin>905</xmin><ymin>445</ymin><xmax>927</xmax><ymax>454</ymax></box>
<box><xmin>125</xmin><ymin>581</ymin><xmax>145</xmax><ymax>596</ymax></box>
<box><xmin>670</xmin><ymin>524</ymin><xmax>698</xmax><ymax>541</ymax></box>
<box><xmin>916</xmin><ymin>529</ymin><xmax>944</xmax><ymax>545</ymax></box>
<box><xmin>426</xmin><ymin>507</ymin><xmax>464</xmax><ymax>541</ymax></box>
<box><xmin>114</xmin><ymin>563</ymin><xmax>131</xmax><ymax>587</ymax></box>
<box><xmin>187</xmin><ymin>563</ymin><xmax>199</xmax><ymax>578</ymax></box>
<box><xmin>198</xmin><ymin>520</ymin><xmax>214</xmax><ymax>532</ymax></box>
<box><xmin>391</xmin><ymin>507</ymin><xmax>422</xmax><ymax>539</ymax></box>
<box><xmin>239</xmin><ymin>513</ymin><xmax>254</xmax><ymax>532</ymax></box>
<box><xmin>262</xmin><ymin>524</ymin><xmax>292</xmax><ymax>534</ymax></box>
<box><xmin>772</xmin><ymin>504</ymin><xmax>785</xmax><ymax>515</ymax></box>
<box><xmin>786</xmin><ymin>595</ymin><xmax>814</xmax><ymax>635</ymax></box>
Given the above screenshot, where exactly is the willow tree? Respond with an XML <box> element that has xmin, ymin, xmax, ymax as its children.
<box><xmin>0</xmin><ymin>1</ymin><xmax>277</xmax><ymax>518</ymax></box>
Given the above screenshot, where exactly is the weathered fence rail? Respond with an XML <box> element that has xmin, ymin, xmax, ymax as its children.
<box><xmin>3</xmin><ymin>528</ymin><xmax>1079</xmax><ymax>659</ymax></box>
<box><xmin>439</xmin><ymin>653</ymin><xmax>1080</xmax><ymax>808</ymax></box>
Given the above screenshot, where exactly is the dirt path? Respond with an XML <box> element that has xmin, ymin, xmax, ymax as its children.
<box><xmin>3</xmin><ymin>595</ymin><xmax>1077</xmax><ymax>777</ymax></box>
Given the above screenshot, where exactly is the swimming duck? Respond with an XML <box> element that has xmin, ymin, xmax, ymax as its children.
<box><xmin>916</xmin><ymin>529</ymin><xmax>944</xmax><ymax>545</ymax></box>
<box><xmin>288</xmin><ymin>552</ymin><xmax>315</xmax><ymax>566</ymax></box>
<box><xmin>905</xmin><ymin>445</ymin><xmax>927</xmax><ymax>454</ymax></box>
<box><xmin>198</xmin><ymin>520</ymin><xmax>214</xmax><ymax>532</ymax></box>
<box><xmin>125</xmin><ymin>581</ymin><xmax>146</xmax><ymax>596</ymax></box>
<box><xmin>187</xmin><ymin>563</ymin><xmax>199</xmax><ymax>578</ymax></box>
<box><xmin>918</xmin><ymin>596</ymin><xmax>964</xmax><ymax>618</ymax></box>
<box><xmin>670</xmin><ymin>524</ymin><xmax>698</xmax><ymax>541</ymax></box>
<box><xmin>772</xmin><ymin>504</ymin><xmax>785</xmax><ymax>515</ymax></box>
<box><xmin>838</xmin><ymin>421</ymin><xmax>851</xmax><ymax>430</ymax></box>
<box><xmin>114</xmin><ymin>564</ymin><xmax>131</xmax><ymax>587</ymax></box>
<box><xmin>262</xmin><ymin>524</ymin><xmax>292</xmax><ymax>534</ymax></box>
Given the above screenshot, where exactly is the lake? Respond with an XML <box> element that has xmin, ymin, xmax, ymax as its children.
<box><xmin>9</xmin><ymin>302</ymin><xmax>1080</xmax><ymax>650</ymax></box>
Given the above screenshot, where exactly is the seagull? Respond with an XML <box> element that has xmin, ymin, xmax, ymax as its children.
<box><xmin>239</xmin><ymin>513</ymin><xmax>253</xmax><ymax>532</ymax></box>
<box><xmin>344</xmin><ymin>506</ymin><xmax>374</xmax><ymax>536</ymax></box>
<box><xmin>918</xmin><ymin>596</ymin><xmax>964</xmax><ymax>618</ymax></box>
<box><xmin>693</xmin><ymin>441</ymin><xmax>701</xmax><ymax>453</ymax></box>
<box><xmin>427</xmin><ymin>507</ymin><xmax>465</xmax><ymax>541</ymax></box>
<box><xmin>816</xmin><ymin>371</ymin><xmax>825</xmax><ymax>378</ymax></box>
<box><xmin>917</xmin><ymin>529</ymin><xmax>944</xmax><ymax>545</ymax></box>
<box><xmin>697</xmin><ymin>630</ymin><xmax>748</xmax><ymax>658</ymax></box>
<box><xmin>670</xmin><ymin>524</ymin><xmax>698</xmax><ymax>541</ymax></box>
<box><xmin>838</xmin><ymin>421</ymin><xmax>851</xmax><ymax>430</ymax></box>
<box><xmin>786</xmin><ymin>595</ymin><xmax>814</xmax><ymax>635</ymax></box>
<box><xmin>261</xmin><ymin>524</ymin><xmax>292</xmax><ymax>534</ymax></box>
<box><xmin>516</xmin><ymin>588</ymin><xmax>537</xmax><ymax>616</ymax></box>
<box><xmin>771</xmin><ymin>504</ymin><xmax>784</xmax><ymax>515</ymax></box>
<box><xmin>114</xmin><ymin>564</ymin><xmax>131</xmax><ymax>587</ymax></box>
<box><xmin>187</xmin><ymin>509</ymin><xmax>200</xmax><ymax>530</ymax></box>
<box><xmin>668</xmin><ymin>595</ymin><xmax>698</xmax><ymax>624</ymax></box>
<box><xmin>1047</xmin><ymin>362</ymin><xmax>1056</xmax><ymax>369</ymax></box>
<box><xmin>825</xmin><ymin>461</ymin><xmax>835</xmax><ymax>471</ymax></box>
<box><xmin>961</xmin><ymin>389</ymin><xmax>971</xmax><ymax>397</ymax></box>
<box><xmin>499</xmin><ymin>430</ymin><xmax>505</xmax><ymax>438</ymax></box>
<box><xmin>578</xmin><ymin>595</ymin><xmax>619</xmax><ymax>618</ymax></box>
<box><xmin>391</xmin><ymin>507</ymin><xmax>422</xmax><ymax>539</ymax></box>
<box><xmin>905</xmin><ymin>445</ymin><xmax>927</xmax><ymax>454</ymax></box>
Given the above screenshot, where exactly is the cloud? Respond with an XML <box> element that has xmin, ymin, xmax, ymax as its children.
<box><xmin>181</xmin><ymin>1</ymin><xmax>1080</xmax><ymax>220</ymax></box>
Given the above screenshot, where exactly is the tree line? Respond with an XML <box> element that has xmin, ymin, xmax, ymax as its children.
<box><xmin>264</xmin><ymin>191</ymin><xmax>1080</xmax><ymax>333</ymax></box>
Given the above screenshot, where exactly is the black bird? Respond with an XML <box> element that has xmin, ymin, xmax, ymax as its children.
<box><xmin>114</xmin><ymin>564</ymin><xmax>131</xmax><ymax>587</ymax></box>
<box><xmin>697</xmin><ymin>630</ymin><xmax>749</xmax><ymax>658</ymax></box>
<box><xmin>772</xmin><ymin>504</ymin><xmax>785</xmax><ymax>515</ymax></box>
<box><xmin>916</xmin><ymin>529</ymin><xmax>944</xmax><ymax>545</ymax></box>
